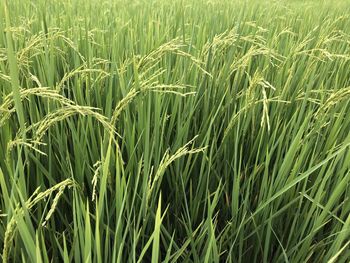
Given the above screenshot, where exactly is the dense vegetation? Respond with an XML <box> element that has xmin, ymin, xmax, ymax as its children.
<box><xmin>1</xmin><ymin>0</ymin><xmax>350</xmax><ymax>262</ymax></box>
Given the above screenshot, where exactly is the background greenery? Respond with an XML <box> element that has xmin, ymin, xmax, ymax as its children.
<box><xmin>1</xmin><ymin>0</ymin><xmax>350</xmax><ymax>262</ymax></box>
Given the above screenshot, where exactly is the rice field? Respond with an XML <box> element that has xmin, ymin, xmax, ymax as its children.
<box><xmin>1</xmin><ymin>0</ymin><xmax>350</xmax><ymax>262</ymax></box>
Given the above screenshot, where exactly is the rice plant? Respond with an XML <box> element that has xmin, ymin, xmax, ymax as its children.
<box><xmin>1</xmin><ymin>0</ymin><xmax>350</xmax><ymax>262</ymax></box>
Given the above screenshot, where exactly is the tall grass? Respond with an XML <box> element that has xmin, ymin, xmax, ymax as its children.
<box><xmin>1</xmin><ymin>0</ymin><xmax>350</xmax><ymax>262</ymax></box>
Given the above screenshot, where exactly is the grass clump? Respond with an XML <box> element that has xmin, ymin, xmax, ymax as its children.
<box><xmin>1</xmin><ymin>0</ymin><xmax>350</xmax><ymax>262</ymax></box>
